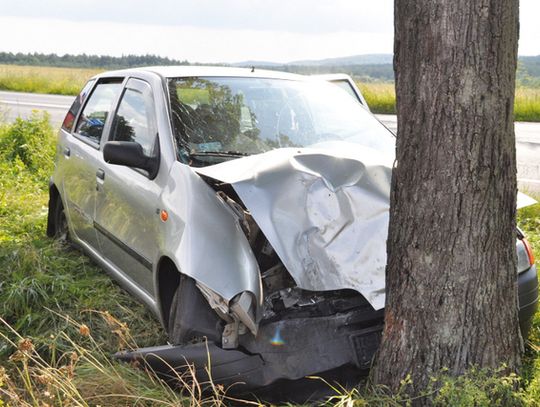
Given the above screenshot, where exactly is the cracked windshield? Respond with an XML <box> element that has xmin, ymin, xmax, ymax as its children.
<box><xmin>169</xmin><ymin>77</ymin><xmax>395</xmax><ymax>166</ymax></box>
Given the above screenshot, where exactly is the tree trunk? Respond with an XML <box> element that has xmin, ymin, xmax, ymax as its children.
<box><xmin>373</xmin><ymin>0</ymin><xmax>521</xmax><ymax>397</ymax></box>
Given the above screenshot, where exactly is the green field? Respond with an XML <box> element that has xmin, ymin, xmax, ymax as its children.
<box><xmin>0</xmin><ymin>64</ymin><xmax>101</xmax><ymax>96</ymax></box>
<box><xmin>0</xmin><ymin>114</ymin><xmax>540</xmax><ymax>405</ymax></box>
<box><xmin>357</xmin><ymin>81</ymin><xmax>540</xmax><ymax>122</ymax></box>
<box><xmin>0</xmin><ymin>64</ymin><xmax>539</xmax><ymax>122</ymax></box>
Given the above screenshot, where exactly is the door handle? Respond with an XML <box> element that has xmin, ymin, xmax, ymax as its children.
<box><xmin>63</xmin><ymin>147</ymin><xmax>70</xmax><ymax>157</ymax></box>
<box><xmin>96</xmin><ymin>169</ymin><xmax>105</xmax><ymax>180</ymax></box>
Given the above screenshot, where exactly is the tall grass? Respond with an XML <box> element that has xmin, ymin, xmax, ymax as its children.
<box><xmin>0</xmin><ymin>64</ymin><xmax>539</xmax><ymax>121</ymax></box>
<box><xmin>515</xmin><ymin>88</ymin><xmax>540</xmax><ymax>122</ymax></box>
<box><xmin>0</xmin><ymin>113</ymin><xmax>180</xmax><ymax>405</ymax></box>
<box><xmin>1</xmin><ymin>114</ymin><xmax>540</xmax><ymax>405</ymax></box>
<box><xmin>358</xmin><ymin>82</ymin><xmax>396</xmax><ymax>115</ymax></box>
<box><xmin>0</xmin><ymin>65</ymin><xmax>101</xmax><ymax>96</ymax></box>
<box><xmin>357</xmin><ymin>81</ymin><xmax>540</xmax><ymax>122</ymax></box>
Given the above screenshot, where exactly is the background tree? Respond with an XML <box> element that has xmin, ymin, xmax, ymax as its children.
<box><xmin>373</xmin><ymin>0</ymin><xmax>521</xmax><ymax>397</ymax></box>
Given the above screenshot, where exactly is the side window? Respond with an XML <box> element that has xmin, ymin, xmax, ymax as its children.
<box><xmin>74</xmin><ymin>80</ymin><xmax>123</xmax><ymax>145</ymax></box>
<box><xmin>110</xmin><ymin>79</ymin><xmax>157</xmax><ymax>157</ymax></box>
<box><xmin>62</xmin><ymin>79</ymin><xmax>95</xmax><ymax>132</ymax></box>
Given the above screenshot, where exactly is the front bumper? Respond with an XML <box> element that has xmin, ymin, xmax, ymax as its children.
<box><xmin>116</xmin><ymin>265</ymin><xmax>538</xmax><ymax>396</ymax></box>
<box><xmin>115</xmin><ymin>307</ymin><xmax>383</xmax><ymax>395</ymax></box>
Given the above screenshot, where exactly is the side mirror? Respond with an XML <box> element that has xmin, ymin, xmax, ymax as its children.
<box><xmin>103</xmin><ymin>141</ymin><xmax>159</xmax><ymax>179</ymax></box>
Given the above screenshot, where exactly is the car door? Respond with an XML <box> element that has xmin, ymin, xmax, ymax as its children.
<box><xmin>94</xmin><ymin>78</ymin><xmax>162</xmax><ymax>295</ymax></box>
<box><xmin>61</xmin><ymin>78</ymin><xmax>123</xmax><ymax>250</ymax></box>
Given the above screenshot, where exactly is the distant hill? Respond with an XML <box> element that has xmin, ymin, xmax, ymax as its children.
<box><xmin>235</xmin><ymin>54</ymin><xmax>540</xmax><ymax>85</ymax></box>
<box><xmin>290</xmin><ymin>54</ymin><xmax>393</xmax><ymax>66</ymax></box>
<box><xmin>519</xmin><ymin>56</ymin><xmax>540</xmax><ymax>77</ymax></box>
<box><xmin>231</xmin><ymin>60</ymin><xmax>282</xmax><ymax>67</ymax></box>
<box><xmin>0</xmin><ymin>52</ymin><xmax>538</xmax><ymax>85</ymax></box>
<box><xmin>233</xmin><ymin>54</ymin><xmax>393</xmax><ymax>67</ymax></box>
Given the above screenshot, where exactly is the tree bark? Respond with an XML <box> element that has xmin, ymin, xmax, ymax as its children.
<box><xmin>373</xmin><ymin>0</ymin><xmax>521</xmax><ymax>397</ymax></box>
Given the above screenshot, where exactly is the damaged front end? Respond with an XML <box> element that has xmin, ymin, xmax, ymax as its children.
<box><xmin>117</xmin><ymin>145</ymin><xmax>392</xmax><ymax>392</ymax></box>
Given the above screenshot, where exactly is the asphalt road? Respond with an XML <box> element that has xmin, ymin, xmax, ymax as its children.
<box><xmin>0</xmin><ymin>90</ymin><xmax>74</xmax><ymax>124</ymax></box>
<box><xmin>1</xmin><ymin>90</ymin><xmax>539</xmax><ymax>193</ymax></box>
<box><xmin>377</xmin><ymin>114</ymin><xmax>540</xmax><ymax>193</ymax></box>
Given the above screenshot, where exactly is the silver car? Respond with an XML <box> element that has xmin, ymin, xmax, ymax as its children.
<box><xmin>47</xmin><ymin>66</ymin><xmax>538</xmax><ymax>393</ymax></box>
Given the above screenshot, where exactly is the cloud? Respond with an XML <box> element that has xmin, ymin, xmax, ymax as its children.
<box><xmin>0</xmin><ymin>1</ymin><xmax>537</xmax><ymax>60</ymax></box>
<box><xmin>0</xmin><ymin>16</ymin><xmax>394</xmax><ymax>63</ymax></box>
<box><xmin>1</xmin><ymin>0</ymin><xmax>393</xmax><ymax>34</ymax></box>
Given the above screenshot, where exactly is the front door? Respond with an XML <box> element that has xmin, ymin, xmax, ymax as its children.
<box><xmin>94</xmin><ymin>78</ymin><xmax>161</xmax><ymax>295</ymax></box>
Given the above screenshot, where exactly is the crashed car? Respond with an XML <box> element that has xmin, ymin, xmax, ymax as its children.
<box><xmin>47</xmin><ymin>66</ymin><xmax>538</xmax><ymax>392</ymax></box>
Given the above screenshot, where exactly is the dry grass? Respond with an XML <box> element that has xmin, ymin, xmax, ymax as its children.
<box><xmin>0</xmin><ymin>64</ymin><xmax>102</xmax><ymax>95</ymax></box>
<box><xmin>357</xmin><ymin>82</ymin><xmax>396</xmax><ymax>114</ymax></box>
<box><xmin>357</xmin><ymin>82</ymin><xmax>540</xmax><ymax>122</ymax></box>
<box><xmin>0</xmin><ymin>64</ymin><xmax>538</xmax><ymax>122</ymax></box>
<box><xmin>515</xmin><ymin>87</ymin><xmax>540</xmax><ymax>122</ymax></box>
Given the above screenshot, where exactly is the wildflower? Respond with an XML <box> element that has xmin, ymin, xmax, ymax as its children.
<box><xmin>17</xmin><ymin>338</ymin><xmax>34</xmax><ymax>353</ymax></box>
<box><xmin>70</xmin><ymin>351</ymin><xmax>79</xmax><ymax>362</ymax></box>
<box><xmin>79</xmin><ymin>324</ymin><xmax>90</xmax><ymax>337</ymax></box>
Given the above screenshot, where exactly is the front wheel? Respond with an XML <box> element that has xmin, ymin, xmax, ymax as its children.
<box><xmin>168</xmin><ymin>275</ymin><xmax>222</xmax><ymax>345</ymax></box>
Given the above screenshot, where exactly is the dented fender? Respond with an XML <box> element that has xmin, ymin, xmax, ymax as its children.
<box><xmin>159</xmin><ymin>162</ymin><xmax>262</xmax><ymax>311</ymax></box>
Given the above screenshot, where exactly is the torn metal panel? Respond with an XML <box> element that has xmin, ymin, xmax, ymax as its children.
<box><xmin>159</xmin><ymin>162</ymin><xmax>263</xmax><ymax>308</ymax></box>
<box><xmin>196</xmin><ymin>143</ymin><xmax>393</xmax><ymax>310</ymax></box>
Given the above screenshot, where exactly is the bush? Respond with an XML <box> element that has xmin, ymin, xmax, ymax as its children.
<box><xmin>0</xmin><ymin>114</ymin><xmax>164</xmax><ymax>367</ymax></box>
<box><xmin>0</xmin><ymin>112</ymin><xmax>55</xmax><ymax>180</ymax></box>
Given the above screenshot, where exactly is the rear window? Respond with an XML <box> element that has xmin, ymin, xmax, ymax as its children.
<box><xmin>61</xmin><ymin>79</ymin><xmax>95</xmax><ymax>132</ymax></box>
<box><xmin>74</xmin><ymin>80</ymin><xmax>123</xmax><ymax>145</ymax></box>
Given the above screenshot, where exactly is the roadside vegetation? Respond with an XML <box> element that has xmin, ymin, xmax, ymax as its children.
<box><xmin>356</xmin><ymin>81</ymin><xmax>540</xmax><ymax>122</ymax></box>
<box><xmin>1</xmin><ymin>64</ymin><xmax>540</xmax><ymax>121</ymax></box>
<box><xmin>0</xmin><ymin>114</ymin><xmax>539</xmax><ymax>405</ymax></box>
<box><xmin>0</xmin><ymin>64</ymin><xmax>101</xmax><ymax>96</ymax></box>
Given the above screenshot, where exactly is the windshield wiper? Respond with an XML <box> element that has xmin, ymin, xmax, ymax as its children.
<box><xmin>190</xmin><ymin>151</ymin><xmax>249</xmax><ymax>157</ymax></box>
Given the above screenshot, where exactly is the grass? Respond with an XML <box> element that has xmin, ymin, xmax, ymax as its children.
<box><xmin>515</xmin><ymin>88</ymin><xmax>540</xmax><ymax>122</ymax></box>
<box><xmin>0</xmin><ymin>113</ymin><xmax>183</xmax><ymax>406</ymax></box>
<box><xmin>358</xmin><ymin>82</ymin><xmax>397</xmax><ymax>115</ymax></box>
<box><xmin>357</xmin><ymin>82</ymin><xmax>540</xmax><ymax>122</ymax></box>
<box><xmin>0</xmin><ymin>114</ymin><xmax>539</xmax><ymax>405</ymax></box>
<box><xmin>1</xmin><ymin>64</ymin><xmax>540</xmax><ymax>121</ymax></box>
<box><xmin>0</xmin><ymin>64</ymin><xmax>101</xmax><ymax>96</ymax></box>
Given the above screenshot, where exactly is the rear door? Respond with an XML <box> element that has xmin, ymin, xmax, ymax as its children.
<box><xmin>60</xmin><ymin>78</ymin><xmax>123</xmax><ymax>249</ymax></box>
<box><xmin>94</xmin><ymin>78</ymin><xmax>162</xmax><ymax>295</ymax></box>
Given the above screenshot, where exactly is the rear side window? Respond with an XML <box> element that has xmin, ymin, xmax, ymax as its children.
<box><xmin>74</xmin><ymin>80</ymin><xmax>123</xmax><ymax>145</ymax></box>
<box><xmin>110</xmin><ymin>78</ymin><xmax>157</xmax><ymax>157</ymax></box>
<box><xmin>61</xmin><ymin>79</ymin><xmax>95</xmax><ymax>132</ymax></box>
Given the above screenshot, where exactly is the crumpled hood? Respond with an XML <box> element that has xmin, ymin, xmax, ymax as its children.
<box><xmin>196</xmin><ymin>143</ymin><xmax>393</xmax><ymax>310</ymax></box>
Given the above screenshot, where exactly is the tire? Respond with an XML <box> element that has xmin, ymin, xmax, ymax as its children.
<box><xmin>53</xmin><ymin>197</ymin><xmax>69</xmax><ymax>243</ymax></box>
<box><xmin>168</xmin><ymin>275</ymin><xmax>222</xmax><ymax>345</ymax></box>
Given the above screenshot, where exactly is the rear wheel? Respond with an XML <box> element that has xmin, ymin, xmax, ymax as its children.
<box><xmin>53</xmin><ymin>197</ymin><xmax>69</xmax><ymax>243</ymax></box>
<box><xmin>168</xmin><ymin>275</ymin><xmax>222</xmax><ymax>345</ymax></box>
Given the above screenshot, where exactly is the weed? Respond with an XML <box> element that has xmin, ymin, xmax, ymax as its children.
<box><xmin>1</xmin><ymin>114</ymin><xmax>539</xmax><ymax>405</ymax></box>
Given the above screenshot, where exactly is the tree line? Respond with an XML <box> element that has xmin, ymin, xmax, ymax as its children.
<box><xmin>1</xmin><ymin>51</ymin><xmax>539</xmax><ymax>86</ymax></box>
<box><xmin>0</xmin><ymin>52</ymin><xmax>190</xmax><ymax>69</ymax></box>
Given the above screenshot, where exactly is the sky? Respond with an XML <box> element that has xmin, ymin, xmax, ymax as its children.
<box><xmin>0</xmin><ymin>0</ymin><xmax>539</xmax><ymax>63</ymax></box>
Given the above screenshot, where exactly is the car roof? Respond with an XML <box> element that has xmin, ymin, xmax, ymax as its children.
<box><xmin>95</xmin><ymin>65</ymin><xmax>307</xmax><ymax>81</ymax></box>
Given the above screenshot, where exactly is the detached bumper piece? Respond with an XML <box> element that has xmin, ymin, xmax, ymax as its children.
<box><xmin>115</xmin><ymin>308</ymin><xmax>383</xmax><ymax>395</ymax></box>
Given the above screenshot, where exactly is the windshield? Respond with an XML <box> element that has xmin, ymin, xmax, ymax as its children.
<box><xmin>168</xmin><ymin>76</ymin><xmax>395</xmax><ymax>166</ymax></box>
